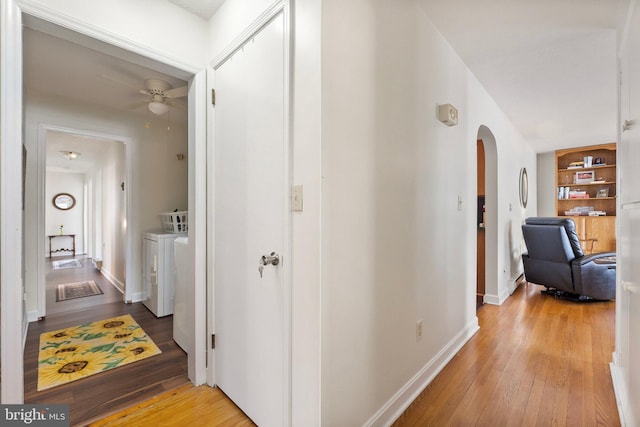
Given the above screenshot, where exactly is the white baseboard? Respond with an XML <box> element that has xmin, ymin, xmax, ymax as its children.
<box><xmin>100</xmin><ymin>268</ymin><xmax>125</xmax><ymax>294</ymax></box>
<box><xmin>364</xmin><ymin>318</ymin><xmax>480</xmax><ymax>426</ymax></box>
<box><xmin>23</xmin><ymin>314</ymin><xmax>30</xmax><ymax>350</ymax></box>
<box><xmin>128</xmin><ymin>292</ymin><xmax>144</xmax><ymax>303</ymax></box>
<box><xmin>610</xmin><ymin>351</ymin><xmax>630</xmax><ymax>427</ymax></box>
<box><xmin>27</xmin><ymin>309</ymin><xmax>39</xmax><ymax>323</ymax></box>
<box><xmin>484</xmin><ymin>274</ymin><xmax>524</xmax><ymax>306</ymax></box>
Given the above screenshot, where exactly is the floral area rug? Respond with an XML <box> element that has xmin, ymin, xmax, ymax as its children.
<box><xmin>37</xmin><ymin>314</ymin><xmax>162</xmax><ymax>391</ymax></box>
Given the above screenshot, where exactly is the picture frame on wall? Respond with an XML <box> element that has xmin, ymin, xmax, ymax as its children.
<box><xmin>575</xmin><ymin>170</ymin><xmax>595</xmax><ymax>184</ymax></box>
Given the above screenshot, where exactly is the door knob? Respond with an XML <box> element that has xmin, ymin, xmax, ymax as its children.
<box><xmin>258</xmin><ymin>252</ymin><xmax>280</xmax><ymax>278</ymax></box>
<box><xmin>261</xmin><ymin>252</ymin><xmax>280</xmax><ymax>266</ymax></box>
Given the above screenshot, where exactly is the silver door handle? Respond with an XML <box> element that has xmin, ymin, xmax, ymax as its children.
<box><xmin>261</xmin><ymin>252</ymin><xmax>280</xmax><ymax>266</ymax></box>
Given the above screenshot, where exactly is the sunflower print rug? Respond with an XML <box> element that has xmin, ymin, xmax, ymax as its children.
<box><xmin>37</xmin><ymin>314</ymin><xmax>162</xmax><ymax>391</ymax></box>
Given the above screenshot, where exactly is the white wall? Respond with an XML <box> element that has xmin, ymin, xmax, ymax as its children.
<box><xmin>20</xmin><ymin>0</ymin><xmax>208</xmax><ymax>69</ymax></box>
<box><xmin>45</xmin><ymin>171</ymin><xmax>84</xmax><ymax>255</ymax></box>
<box><xmin>320</xmin><ymin>0</ymin><xmax>536</xmax><ymax>425</ymax></box>
<box><xmin>99</xmin><ymin>142</ymin><xmax>127</xmax><ymax>290</ymax></box>
<box><xmin>207</xmin><ymin>0</ymin><xmax>538</xmax><ymax>424</ymax></box>
<box><xmin>24</xmin><ymin>91</ymin><xmax>188</xmax><ymax>314</ymax></box>
<box><xmin>537</xmin><ymin>151</ymin><xmax>557</xmax><ymax>217</ymax></box>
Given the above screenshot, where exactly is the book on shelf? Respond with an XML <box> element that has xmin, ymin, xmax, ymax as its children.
<box><xmin>568</xmin><ymin>190</ymin><xmax>588</xmax><ymax>199</ymax></box>
<box><xmin>591</xmin><ymin>180</ymin><xmax>606</xmax><ymax>184</ymax></box>
<box><xmin>588</xmin><ymin>211</ymin><xmax>607</xmax><ymax>216</ymax></box>
<box><xmin>568</xmin><ymin>161</ymin><xmax>585</xmax><ymax>169</ymax></box>
<box><xmin>564</xmin><ymin>206</ymin><xmax>595</xmax><ymax>216</ymax></box>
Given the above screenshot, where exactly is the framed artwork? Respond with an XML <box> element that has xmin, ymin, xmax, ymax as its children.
<box><xmin>596</xmin><ymin>187</ymin><xmax>610</xmax><ymax>198</ymax></box>
<box><xmin>519</xmin><ymin>167</ymin><xmax>528</xmax><ymax>208</ymax></box>
<box><xmin>575</xmin><ymin>170</ymin><xmax>594</xmax><ymax>184</ymax></box>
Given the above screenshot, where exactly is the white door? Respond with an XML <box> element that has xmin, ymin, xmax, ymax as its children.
<box><xmin>214</xmin><ymin>12</ymin><xmax>287</xmax><ymax>427</ymax></box>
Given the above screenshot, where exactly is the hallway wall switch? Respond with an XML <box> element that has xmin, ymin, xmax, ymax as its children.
<box><xmin>291</xmin><ymin>185</ymin><xmax>303</xmax><ymax>212</ymax></box>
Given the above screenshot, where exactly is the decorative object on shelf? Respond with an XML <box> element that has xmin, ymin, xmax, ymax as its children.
<box><xmin>437</xmin><ymin>103</ymin><xmax>458</xmax><ymax>126</ymax></box>
<box><xmin>575</xmin><ymin>170</ymin><xmax>595</xmax><ymax>184</ymax></box>
<box><xmin>519</xmin><ymin>167</ymin><xmax>528</xmax><ymax>208</ymax></box>
<box><xmin>596</xmin><ymin>187</ymin><xmax>610</xmax><ymax>198</ymax></box>
<box><xmin>52</xmin><ymin>193</ymin><xmax>76</xmax><ymax>210</ymax></box>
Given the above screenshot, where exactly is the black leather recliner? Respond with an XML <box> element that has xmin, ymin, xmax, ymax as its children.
<box><xmin>521</xmin><ymin>217</ymin><xmax>616</xmax><ymax>300</ymax></box>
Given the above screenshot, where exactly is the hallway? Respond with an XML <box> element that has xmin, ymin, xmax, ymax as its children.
<box><xmin>44</xmin><ymin>256</ymin><xmax>123</xmax><ymax>316</ymax></box>
<box><xmin>24</xmin><ymin>256</ymin><xmax>189</xmax><ymax>425</ymax></box>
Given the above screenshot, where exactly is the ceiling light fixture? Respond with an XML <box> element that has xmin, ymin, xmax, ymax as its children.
<box><xmin>148</xmin><ymin>101</ymin><xmax>170</xmax><ymax>115</ymax></box>
<box><xmin>60</xmin><ymin>151</ymin><xmax>81</xmax><ymax>160</ymax></box>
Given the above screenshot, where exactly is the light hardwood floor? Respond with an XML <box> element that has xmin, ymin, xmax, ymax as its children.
<box><xmin>89</xmin><ymin>281</ymin><xmax>619</xmax><ymax>426</ymax></box>
<box><xmin>394</xmin><ymin>282</ymin><xmax>619</xmax><ymax>426</ymax></box>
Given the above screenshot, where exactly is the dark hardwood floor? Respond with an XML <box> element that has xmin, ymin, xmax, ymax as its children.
<box><xmin>44</xmin><ymin>256</ymin><xmax>123</xmax><ymax>315</ymax></box>
<box><xmin>24</xmin><ymin>256</ymin><xmax>189</xmax><ymax>426</ymax></box>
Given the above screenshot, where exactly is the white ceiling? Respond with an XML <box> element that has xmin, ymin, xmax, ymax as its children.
<box><xmin>22</xmin><ymin>1</ymin><xmax>627</xmax><ymax>164</ymax></box>
<box><xmin>23</xmin><ymin>18</ymin><xmax>190</xmax><ymax>172</ymax></box>
<box><xmin>419</xmin><ymin>0</ymin><xmax>626</xmax><ymax>153</ymax></box>
<box><xmin>169</xmin><ymin>0</ymin><xmax>225</xmax><ymax>20</ymax></box>
<box><xmin>46</xmin><ymin>131</ymin><xmax>122</xmax><ymax>174</ymax></box>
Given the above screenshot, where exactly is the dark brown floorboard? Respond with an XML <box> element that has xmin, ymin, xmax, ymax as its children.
<box><xmin>24</xmin><ymin>256</ymin><xmax>189</xmax><ymax>427</ymax></box>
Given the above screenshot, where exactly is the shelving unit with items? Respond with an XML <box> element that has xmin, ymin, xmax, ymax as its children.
<box><xmin>555</xmin><ymin>142</ymin><xmax>616</xmax><ymax>252</ymax></box>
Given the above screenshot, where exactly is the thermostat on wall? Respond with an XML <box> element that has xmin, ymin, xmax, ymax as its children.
<box><xmin>438</xmin><ymin>104</ymin><xmax>458</xmax><ymax>126</ymax></box>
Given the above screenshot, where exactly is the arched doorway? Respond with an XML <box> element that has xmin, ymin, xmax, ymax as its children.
<box><xmin>477</xmin><ymin>126</ymin><xmax>498</xmax><ymax>307</ymax></box>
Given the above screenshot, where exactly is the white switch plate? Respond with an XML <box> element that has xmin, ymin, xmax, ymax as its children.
<box><xmin>291</xmin><ymin>185</ymin><xmax>303</xmax><ymax>212</ymax></box>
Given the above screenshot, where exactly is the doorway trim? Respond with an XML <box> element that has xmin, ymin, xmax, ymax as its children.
<box><xmin>34</xmin><ymin>125</ymin><xmax>132</xmax><ymax>319</ymax></box>
<box><xmin>1</xmin><ymin>0</ymin><xmax>209</xmax><ymax>402</ymax></box>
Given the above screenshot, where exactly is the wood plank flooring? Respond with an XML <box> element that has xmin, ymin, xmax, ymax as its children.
<box><xmin>24</xmin><ymin>257</ymin><xmax>189</xmax><ymax>426</ymax></box>
<box><xmin>87</xmin><ymin>281</ymin><xmax>619</xmax><ymax>426</ymax></box>
<box><xmin>394</xmin><ymin>282</ymin><xmax>619</xmax><ymax>426</ymax></box>
<box><xmin>89</xmin><ymin>384</ymin><xmax>255</xmax><ymax>426</ymax></box>
<box><xmin>27</xmin><ymin>257</ymin><xmax>617</xmax><ymax>425</ymax></box>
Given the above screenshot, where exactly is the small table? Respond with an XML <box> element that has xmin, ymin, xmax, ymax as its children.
<box><xmin>48</xmin><ymin>234</ymin><xmax>76</xmax><ymax>258</ymax></box>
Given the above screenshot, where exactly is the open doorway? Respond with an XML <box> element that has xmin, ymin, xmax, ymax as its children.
<box><xmin>43</xmin><ymin>129</ymin><xmax>126</xmax><ymax>316</ymax></box>
<box><xmin>477</xmin><ymin>139</ymin><xmax>486</xmax><ymax>308</ymax></box>
<box><xmin>477</xmin><ymin>126</ymin><xmax>499</xmax><ymax>304</ymax></box>
<box><xmin>16</xmin><ymin>14</ymin><xmax>199</xmax><ymax>421</ymax></box>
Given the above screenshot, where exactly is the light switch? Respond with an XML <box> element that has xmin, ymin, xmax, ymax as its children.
<box><xmin>292</xmin><ymin>185</ymin><xmax>303</xmax><ymax>212</ymax></box>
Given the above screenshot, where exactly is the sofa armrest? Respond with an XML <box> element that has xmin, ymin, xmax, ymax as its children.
<box><xmin>572</xmin><ymin>252</ymin><xmax>616</xmax><ymax>267</ymax></box>
<box><xmin>571</xmin><ymin>252</ymin><xmax>616</xmax><ymax>300</ymax></box>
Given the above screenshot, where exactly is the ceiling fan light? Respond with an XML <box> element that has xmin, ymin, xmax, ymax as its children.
<box><xmin>148</xmin><ymin>101</ymin><xmax>169</xmax><ymax>115</ymax></box>
<box><xmin>60</xmin><ymin>151</ymin><xmax>80</xmax><ymax>160</ymax></box>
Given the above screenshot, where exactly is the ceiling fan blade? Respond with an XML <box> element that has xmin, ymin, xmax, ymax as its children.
<box><xmin>165</xmin><ymin>85</ymin><xmax>188</xmax><ymax>98</ymax></box>
<box><xmin>165</xmin><ymin>99</ymin><xmax>186</xmax><ymax>109</ymax></box>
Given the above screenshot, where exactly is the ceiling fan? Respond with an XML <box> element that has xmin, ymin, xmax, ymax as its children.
<box><xmin>99</xmin><ymin>75</ymin><xmax>188</xmax><ymax>115</ymax></box>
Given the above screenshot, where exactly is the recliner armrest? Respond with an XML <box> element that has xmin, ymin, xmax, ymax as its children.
<box><xmin>572</xmin><ymin>252</ymin><xmax>616</xmax><ymax>267</ymax></box>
